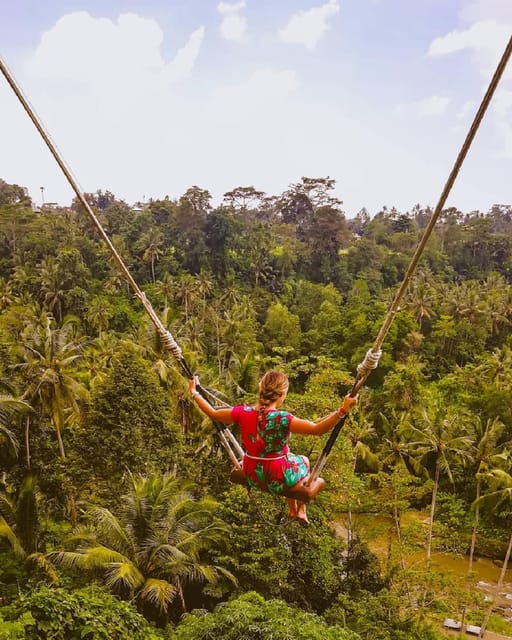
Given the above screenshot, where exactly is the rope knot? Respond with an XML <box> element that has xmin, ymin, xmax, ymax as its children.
<box><xmin>161</xmin><ymin>330</ymin><xmax>183</xmax><ymax>359</ymax></box>
<box><xmin>357</xmin><ymin>348</ymin><xmax>382</xmax><ymax>377</ymax></box>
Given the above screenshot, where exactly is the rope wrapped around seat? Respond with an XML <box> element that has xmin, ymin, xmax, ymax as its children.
<box><xmin>229</xmin><ymin>467</ymin><xmax>326</xmax><ymax>503</ymax></box>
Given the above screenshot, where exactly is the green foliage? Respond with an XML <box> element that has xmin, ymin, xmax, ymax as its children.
<box><xmin>49</xmin><ymin>472</ymin><xmax>235</xmax><ymax>621</ymax></box>
<box><xmin>1</xmin><ymin>177</ymin><xmax>512</xmax><ymax>639</ymax></box>
<box><xmin>0</xmin><ymin>586</ymin><xmax>163</xmax><ymax>639</ymax></box>
<box><xmin>70</xmin><ymin>345</ymin><xmax>181</xmax><ymax>501</ymax></box>
<box><xmin>215</xmin><ymin>486</ymin><xmax>347</xmax><ymax>611</ymax></box>
<box><xmin>170</xmin><ymin>591</ymin><xmax>360</xmax><ymax>640</ymax></box>
<box><xmin>324</xmin><ymin>590</ymin><xmax>444</xmax><ymax>640</ymax></box>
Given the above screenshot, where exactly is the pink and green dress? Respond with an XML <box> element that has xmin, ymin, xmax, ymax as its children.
<box><xmin>231</xmin><ymin>405</ymin><xmax>309</xmax><ymax>495</ymax></box>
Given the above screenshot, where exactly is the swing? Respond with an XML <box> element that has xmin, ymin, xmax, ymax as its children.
<box><xmin>2</xmin><ymin>35</ymin><xmax>510</xmax><ymax>502</ymax></box>
<box><xmin>229</xmin><ymin>466</ymin><xmax>326</xmax><ymax>504</ymax></box>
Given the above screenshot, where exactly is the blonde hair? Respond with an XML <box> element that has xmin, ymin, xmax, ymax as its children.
<box><xmin>257</xmin><ymin>370</ymin><xmax>289</xmax><ymax>409</ymax></box>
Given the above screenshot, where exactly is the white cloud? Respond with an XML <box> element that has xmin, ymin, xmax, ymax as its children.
<box><xmin>26</xmin><ymin>12</ymin><xmax>204</xmax><ymax>96</ymax></box>
<box><xmin>456</xmin><ymin>99</ymin><xmax>476</xmax><ymax>121</ymax></box>
<box><xmin>164</xmin><ymin>27</ymin><xmax>205</xmax><ymax>83</ymax></box>
<box><xmin>428</xmin><ymin>19</ymin><xmax>511</xmax><ymax>75</ymax></box>
<box><xmin>460</xmin><ymin>0</ymin><xmax>512</xmax><ymax>24</ymax></box>
<box><xmin>217</xmin><ymin>1</ymin><xmax>247</xmax><ymax>42</ymax></box>
<box><xmin>278</xmin><ymin>0</ymin><xmax>339</xmax><ymax>51</ymax></box>
<box><xmin>493</xmin><ymin>89</ymin><xmax>512</xmax><ymax>157</ymax></box>
<box><xmin>3</xmin><ymin>12</ymin><xmax>207</xmax><ymax>205</ymax></box>
<box><xmin>394</xmin><ymin>96</ymin><xmax>451</xmax><ymax>118</ymax></box>
<box><xmin>428</xmin><ymin>11</ymin><xmax>512</xmax><ymax>158</ymax></box>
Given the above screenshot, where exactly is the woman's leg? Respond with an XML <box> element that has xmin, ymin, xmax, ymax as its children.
<box><xmin>295</xmin><ymin>500</ymin><xmax>309</xmax><ymax>524</ymax></box>
<box><xmin>287</xmin><ymin>498</ymin><xmax>298</xmax><ymax>517</ymax></box>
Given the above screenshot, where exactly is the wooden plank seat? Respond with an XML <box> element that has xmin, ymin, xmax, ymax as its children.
<box><xmin>229</xmin><ymin>467</ymin><xmax>326</xmax><ymax>503</ymax></box>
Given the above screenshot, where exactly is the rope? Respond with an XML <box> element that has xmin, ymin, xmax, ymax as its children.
<box><xmin>356</xmin><ymin>348</ymin><xmax>382</xmax><ymax>378</ymax></box>
<box><xmin>308</xmin><ymin>34</ymin><xmax>512</xmax><ymax>484</ymax></box>
<box><xmin>0</xmin><ymin>55</ymin><xmax>241</xmax><ymax>465</ymax></box>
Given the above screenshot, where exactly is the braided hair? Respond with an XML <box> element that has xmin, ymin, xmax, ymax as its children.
<box><xmin>256</xmin><ymin>370</ymin><xmax>289</xmax><ymax>429</ymax></box>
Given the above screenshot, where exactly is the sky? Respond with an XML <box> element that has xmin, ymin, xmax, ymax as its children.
<box><xmin>0</xmin><ymin>0</ymin><xmax>511</xmax><ymax>217</ymax></box>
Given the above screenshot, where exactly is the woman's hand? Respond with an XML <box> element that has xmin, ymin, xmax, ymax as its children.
<box><xmin>188</xmin><ymin>375</ymin><xmax>199</xmax><ymax>395</ymax></box>
<box><xmin>341</xmin><ymin>394</ymin><xmax>358</xmax><ymax>413</ymax></box>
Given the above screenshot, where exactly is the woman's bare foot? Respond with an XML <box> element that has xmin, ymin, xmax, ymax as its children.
<box><xmin>295</xmin><ymin>503</ymin><xmax>309</xmax><ymax>525</ymax></box>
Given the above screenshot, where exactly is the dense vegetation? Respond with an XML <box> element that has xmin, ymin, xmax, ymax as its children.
<box><xmin>1</xmin><ymin>176</ymin><xmax>511</xmax><ymax>638</ymax></box>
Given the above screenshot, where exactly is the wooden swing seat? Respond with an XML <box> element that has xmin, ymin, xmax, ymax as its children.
<box><xmin>229</xmin><ymin>467</ymin><xmax>326</xmax><ymax>503</ymax></box>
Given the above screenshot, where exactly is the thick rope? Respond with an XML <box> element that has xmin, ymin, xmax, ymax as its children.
<box><xmin>0</xmin><ymin>55</ymin><xmax>242</xmax><ymax>466</ymax></box>
<box><xmin>309</xmin><ymin>34</ymin><xmax>512</xmax><ymax>484</ymax></box>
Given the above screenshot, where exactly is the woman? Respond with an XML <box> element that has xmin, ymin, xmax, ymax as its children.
<box><xmin>189</xmin><ymin>370</ymin><xmax>358</xmax><ymax>524</ymax></box>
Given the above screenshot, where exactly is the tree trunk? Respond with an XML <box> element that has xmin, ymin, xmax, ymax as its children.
<box><xmin>24</xmin><ymin>415</ymin><xmax>31</xmax><ymax>469</ymax></box>
<box><xmin>479</xmin><ymin>531</ymin><xmax>512</xmax><ymax>638</ymax></box>
<box><xmin>177</xmin><ymin>580</ymin><xmax>187</xmax><ymax>613</ymax></box>
<box><xmin>347</xmin><ymin>453</ymin><xmax>359</xmax><ymax>557</ymax></box>
<box><xmin>468</xmin><ymin>479</ymin><xmax>481</xmax><ymax>574</ymax></box>
<box><xmin>426</xmin><ymin>462</ymin><xmax>440</xmax><ymax>564</ymax></box>
<box><xmin>52</xmin><ymin>388</ymin><xmax>67</xmax><ymax>460</ymax></box>
<box><xmin>393</xmin><ymin>499</ymin><xmax>412</xmax><ymax>603</ymax></box>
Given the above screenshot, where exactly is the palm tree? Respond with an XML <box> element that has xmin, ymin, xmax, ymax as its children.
<box><xmin>16</xmin><ymin>314</ymin><xmax>88</xmax><ymax>460</ymax></box>
<box><xmin>142</xmin><ymin>229</ymin><xmax>164</xmax><ymax>283</ymax></box>
<box><xmin>473</xmin><ymin>468</ymin><xmax>512</xmax><ymax>638</ymax></box>
<box><xmin>37</xmin><ymin>256</ymin><xmax>66</xmax><ymax>322</ymax></box>
<box><xmin>344</xmin><ymin>415</ymin><xmax>379</xmax><ymax>557</ymax></box>
<box><xmin>49</xmin><ymin>472</ymin><xmax>236</xmax><ymax>618</ymax></box>
<box><xmin>0</xmin><ymin>277</ymin><xmax>15</xmax><ymax>312</ymax></box>
<box><xmin>0</xmin><ymin>475</ymin><xmax>59</xmax><ymax>583</ymax></box>
<box><xmin>173</xmin><ymin>274</ymin><xmax>198</xmax><ymax>322</ymax></box>
<box><xmin>85</xmin><ymin>296</ymin><xmax>113</xmax><ymax>336</ymax></box>
<box><xmin>406</xmin><ymin>271</ymin><xmax>436</xmax><ymax>330</ymax></box>
<box><xmin>404</xmin><ymin>400</ymin><xmax>472</xmax><ymax>563</ymax></box>
<box><xmin>467</xmin><ymin>417</ymin><xmax>507</xmax><ymax>574</ymax></box>
<box><xmin>155</xmin><ymin>273</ymin><xmax>175</xmax><ymax>308</ymax></box>
<box><xmin>378</xmin><ymin>410</ymin><xmax>417</xmax><ymax>581</ymax></box>
<box><xmin>0</xmin><ymin>378</ymin><xmax>33</xmax><ymax>466</ymax></box>
<box><xmin>475</xmin><ymin>346</ymin><xmax>512</xmax><ymax>391</ymax></box>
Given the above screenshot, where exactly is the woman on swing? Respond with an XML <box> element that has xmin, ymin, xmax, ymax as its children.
<box><xmin>189</xmin><ymin>370</ymin><xmax>358</xmax><ymax>524</ymax></box>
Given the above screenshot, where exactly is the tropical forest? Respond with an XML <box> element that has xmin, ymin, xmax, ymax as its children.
<box><xmin>1</xmin><ymin>175</ymin><xmax>512</xmax><ymax>639</ymax></box>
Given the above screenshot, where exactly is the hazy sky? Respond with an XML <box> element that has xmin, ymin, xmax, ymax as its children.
<box><xmin>0</xmin><ymin>0</ymin><xmax>511</xmax><ymax>216</ymax></box>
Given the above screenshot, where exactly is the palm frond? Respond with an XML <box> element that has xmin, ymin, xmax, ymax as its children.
<box><xmin>104</xmin><ymin>561</ymin><xmax>145</xmax><ymax>590</ymax></box>
<box><xmin>0</xmin><ymin>519</ymin><xmax>25</xmax><ymax>559</ymax></box>
<box><xmin>26</xmin><ymin>551</ymin><xmax>60</xmax><ymax>585</ymax></box>
<box><xmin>0</xmin><ymin>494</ymin><xmax>16</xmax><ymax>525</ymax></box>
<box><xmin>49</xmin><ymin>545</ymin><xmax>129</xmax><ymax>571</ymax></box>
<box><xmin>139</xmin><ymin>578</ymin><xmax>177</xmax><ymax>612</ymax></box>
<box><xmin>86</xmin><ymin>506</ymin><xmax>134</xmax><ymax>556</ymax></box>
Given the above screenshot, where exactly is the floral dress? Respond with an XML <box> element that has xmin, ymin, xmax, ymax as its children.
<box><xmin>231</xmin><ymin>405</ymin><xmax>309</xmax><ymax>495</ymax></box>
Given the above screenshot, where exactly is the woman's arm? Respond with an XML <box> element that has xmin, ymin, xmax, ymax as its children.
<box><xmin>188</xmin><ymin>376</ymin><xmax>234</xmax><ymax>424</ymax></box>
<box><xmin>290</xmin><ymin>394</ymin><xmax>358</xmax><ymax>436</ymax></box>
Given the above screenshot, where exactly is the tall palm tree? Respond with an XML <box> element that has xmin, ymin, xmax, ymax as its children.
<box><xmin>406</xmin><ymin>271</ymin><xmax>436</xmax><ymax>330</ymax></box>
<box><xmin>142</xmin><ymin>229</ymin><xmax>164</xmax><ymax>283</ymax></box>
<box><xmin>473</xmin><ymin>468</ymin><xmax>512</xmax><ymax>638</ymax></box>
<box><xmin>378</xmin><ymin>409</ymin><xmax>418</xmax><ymax>582</ymax></box>
<box><xmin>404</xmin><ymin>400</ymin><xmax>472</xmax><ymax>563</ymax></box>
<box><xmin>16</xmin><ymin>314</ymin><xmax>88</xmax><ymax>460</ymax></box>
<box><xmin>0</xmin><ymin>475</ymin><xmax>59</xmax><ymax>583</ymax></box>
<box><xmin>467</xmin><ymin>417</ymin><xmax>507</xmax><ymax>574</ymax></box>
<box><xmin>344</xmin><ymin>415</ymin><xmax>379</xmax><ymax>556</ymax></box>
<box><xmin>85</xmin><ymin>296</ymin><xmax>113</xmax><ymax>336</ymax></box>
<box><xmin>173</xmin><ymin>274</ymin><xmax>198</xmax><ymax>323</ymax></box>
<box><xmin>475</xmin><ymin>347</ymin><xmax>512</xmax><ymax>391</ymax></box>
<box><xmin>49</xmin><ymin>473</ymin><xmax>236</xmax><ymax>618</ymax></box>
<box><xmin>37</xmin><ymin>256</ymin><xmax>66</xmax><ymax>323</ymax></box>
